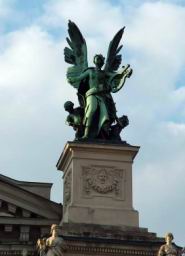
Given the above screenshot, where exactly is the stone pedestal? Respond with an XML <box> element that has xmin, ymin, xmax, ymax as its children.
<box><xmin>56</xmin><ymin>141</ymin><xmax>139</xmax><ymax>227</ymax></box>
<box><xmin>59</xmin><ymin>223</ymin><xmax>165</xmax><ymax>256</ymax></box>
<box><xmin>56</xmin><ymin>141</ymin><xmax>181</xmax><ymax>256</ymax></box>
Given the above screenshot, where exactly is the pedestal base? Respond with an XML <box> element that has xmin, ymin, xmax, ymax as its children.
<box><xmin>60</xmin><ymin>223</ymin><xmax>164</xmax><ymax>256</ymax></box>
<box><xmin>64</xmin><ymin>205</ymin><xmax>138</xmax><ymax>226</ymax></box>
<box><xmin>57</xmin><ymin>141</ymin><xmax>139</xmax><ymax>227</ymax></box>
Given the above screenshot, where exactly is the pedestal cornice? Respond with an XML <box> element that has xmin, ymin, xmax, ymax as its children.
<box><xmin>56</xmin><ymin>141</ymin><xmax>140</xmax><ymax>172</ymax></box>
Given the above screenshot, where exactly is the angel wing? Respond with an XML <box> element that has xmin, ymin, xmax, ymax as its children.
<box><xmin>104</xmin><ymin>27</ymin><xmax>132</xmax><ymax>93</ymax></box>
<box><xmin>64</xmin><ymin>20</ymin><xmax>88</xmax><ymax>89</ymax></box>
<box><xmin>104</xmin><ymin>27</ymin><xmax>125</xmax><ymax>73</ymax></box>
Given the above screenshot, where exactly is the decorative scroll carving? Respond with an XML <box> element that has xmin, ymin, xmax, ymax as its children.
<box><xmin>63</xmin><ymin>170</ymin><xmax>72</xmax><ymax>208</ymax></box>
<box><xmin>82</xmin><ymin>165</ymin><xmax>124</xmax><ymax>199</ymax></box>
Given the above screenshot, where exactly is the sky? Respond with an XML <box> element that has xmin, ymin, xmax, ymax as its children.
<box><xmin>0</xmin><ymin>0</ymin><xmax>185</xmax><ymax>246</ymax></box>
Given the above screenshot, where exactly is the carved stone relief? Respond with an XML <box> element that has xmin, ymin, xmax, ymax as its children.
<box><xmin>63</xmin><ymin>170</ymin><xmax>72</xmax><ymax>209</ymax></box>
<box><xmin>82</xmin><ymin>165</ymin><xmax>125</xmax><ymax>199</ymax></box>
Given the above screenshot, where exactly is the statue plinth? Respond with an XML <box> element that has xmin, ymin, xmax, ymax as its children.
<box><xmin>59</xmin><ymin>222</ymin><xmax>164</xmax><ymax>256</ymax></box>
<box><xmin>57</xmin><ymin>141</ymin><xmax>139</xmax><ymax>227</ymax></box>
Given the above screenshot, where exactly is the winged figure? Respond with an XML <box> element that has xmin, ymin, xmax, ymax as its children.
<box><xmin>64</xmin><ymin>20</ymin><xmax>132</xmax><ymax>140</ymax></box>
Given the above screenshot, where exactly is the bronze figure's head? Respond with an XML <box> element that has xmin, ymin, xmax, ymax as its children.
<box><xmin>93</xmin><ymin>54</ymin><xmax>105</xmax><ymax>68</ymax></box>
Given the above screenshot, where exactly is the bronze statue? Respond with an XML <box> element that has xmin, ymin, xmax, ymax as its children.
<box><xmin>158</xmin><ymin>233</ymin><xmax>179</xmax><ymax>256</ymax></box>
<box><xmin>64</xmin><ymin>101</ymin><xmax>84</xmax><ymax>139</ymax></box>
<box><xmin>64</xmin><ymin>20</ymin><xmax>132</xmax><ymax>140</ymax></box>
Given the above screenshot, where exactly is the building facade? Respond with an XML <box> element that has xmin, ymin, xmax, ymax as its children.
<box><xmin>0</xmin><ymin>174</ymin><xmax>62</xmax><ymax>256</ymax></box>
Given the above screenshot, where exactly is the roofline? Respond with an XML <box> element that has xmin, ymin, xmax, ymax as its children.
<box><xmin>0</xmin><ymin>174</ymin><xmax>60</xmax><ymax>207</ymax></box>
<box><xmin>0</xmin><ymin>174</ymin><xmax>53</xmax><ymax>187</ymax></box>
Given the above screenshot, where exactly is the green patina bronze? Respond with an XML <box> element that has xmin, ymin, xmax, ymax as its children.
<box><xmin>64</xmin><ymin>20</ymin><xmax>132</xmax><ymax>141</ymax></box>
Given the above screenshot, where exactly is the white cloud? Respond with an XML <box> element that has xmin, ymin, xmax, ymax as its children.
<box><xmin>0</xmin><ymin>0</ymin><xmax>15</xmax><ymax>19</ymax></box>
<box><xmin>170</xmin><ymin>87</ymin><xmax>185</xmax><ymax>119</ymax></box>
<box><xmin>0</xmin><ymin>26</ymin><xmax>60</xmax><ymax>89</ymax></box>
<box><xmin>41</xmin><ymin>0</ymin><xmax>123</xmax><ymax>36</ymax></box>
<box><xmin>0</xmin><ymin>24</ymin><xmax>75</xmax><ymax>198</ymax></box>
<box><xmin>127</xmin><ymin>2</ymin><xmax>185</xmax><ymax>65</ymax></box>
<box><xmin>167</xmin><ymin>121</ymin><xmax>185</xmax><ymax>136</ymax></box>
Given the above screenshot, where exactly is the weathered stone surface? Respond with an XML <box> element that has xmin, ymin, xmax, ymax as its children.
<box><xmin>57</xmin><ymin>141</ymin><xmax>139</xmax><ymax>227</ymax></box>
<box><xmin>55</xmin><ymin>141</ymin><xmax>184</xmax><ymax>256</ymax></box>
<box><xmin>59</xmin><ymin>223</ymin><xmax>166</xmax><ymax>256</ymax></box>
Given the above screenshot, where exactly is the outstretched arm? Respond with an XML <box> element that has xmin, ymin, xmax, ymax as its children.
<box><xmin>68</xmin><ymin>69</ymin><xmax>89</xmax><ymax>84</ymax></box>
